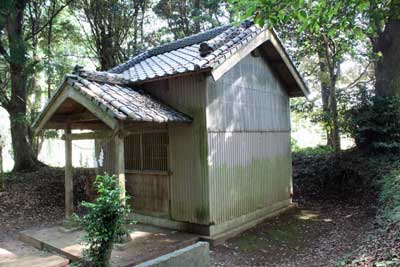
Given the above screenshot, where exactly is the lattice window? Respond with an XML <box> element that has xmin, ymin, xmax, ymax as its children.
<box><xmin>124</xmin><ymin>132</ymin><xmax>168</xmax><ymax>172</ymax></box>
<box><xmin>124</xmin><ymin>133</ymin><xmax>141</xmax><ymax>170</ymax></box>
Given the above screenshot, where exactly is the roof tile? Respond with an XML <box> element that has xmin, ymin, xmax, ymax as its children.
<box><xmin>108</xmin><ymin>20</ymin><xmax>263</xmax><ymax>83</ymax></box>
<box><xmin>66</xmin><ymin>75</ymin><xmax>192</xmax><ymax>123</ymax></box>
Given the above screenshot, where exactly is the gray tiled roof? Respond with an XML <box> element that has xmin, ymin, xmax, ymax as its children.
<box><xmin>109</xmin><ymin>20</ymin><xmax>263</xmax><ymax>83</ymax></box>
<box><xmin>66</xmin><ymin>72</ymin><xmax>192</xmax><ymax>123</ymax></box>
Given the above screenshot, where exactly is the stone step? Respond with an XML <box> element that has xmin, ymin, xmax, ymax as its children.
<box><xmin>0</xmin><ymin>255</ymin><xmax>69</xmax><ymax>267</ymax></box>
<box><xmin>0</xmin><ymin>248</ymin><xmax>17</xmax><ymax>264</ymax></box>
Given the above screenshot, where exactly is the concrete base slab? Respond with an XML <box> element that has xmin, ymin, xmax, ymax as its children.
<box><xmin>19</xmin><ymin>224</ymin><xmax>199</xmax><ymax>267</ymax></box>
<box><xmin>0</xmin><ymin>255</ymin><xmax>69</xmax><ymax>267</ymax></box>
<box><xmin>0</xmin><ymin>248</ymin><xmax>17</xmax><ymax>264</ymax></box>
<box><xmin>202</xmin><ymin>203</ymin><xmax>297</xmax><ymax>246</ymax></box>
<box><xmin>136</xmin><ymin>242</ymin><xmax>209</xmax><ymax>267</ymax></box>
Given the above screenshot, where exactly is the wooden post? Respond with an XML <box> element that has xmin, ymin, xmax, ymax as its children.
<box><xmin>65</xmin><ymin>125</ymin><xmax>73</xmax><ymax>218</ymax></box>
<box><xmin>0</xmin><ymin>134</ymin><xmax>3</xmax><ymax>192</ymax></box>
<box><xmin>114</xmin><ymin>129</ymin><xmax>126</xmax><ymax>202</ymax></box>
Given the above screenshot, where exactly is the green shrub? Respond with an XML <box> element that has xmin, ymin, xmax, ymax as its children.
<box><xmin>345</xmin><ymin>96</ymin><xmax>400</xmax><ymax>152</ymax></box>
<box><xmin>292</xmin><ymin>149</ymin><xmax>398</xmax><ymax>201</ymax></box>
<box><xmin>379</xmin><ymin>167</ymin><xmax>400</xmax><ymax>225</ymax></box>
<box><xmin>291</xmin><ymin>138</ymin><xmax>301</xmax><ymax>152</ymax></box>
<box><xmin>294</xmin><ymin>145</ymin><xmax>334</xmax><ymax>156</ymax></box>
<box><xmin>77</xmin><ymin>173</ymin><xmax>131</xmax><ymax>267</ymax></box>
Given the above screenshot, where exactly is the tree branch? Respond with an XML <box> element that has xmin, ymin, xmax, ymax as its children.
<box><xmin>25</xmin><ymin>0</ymin><xmax>74</xmax><ymax>41</ymax></box>
<box><xmin>0</xmin><ymin>75</ymin><xmax>11</xmax><ymax>109</ymax></box>
<box><xmin>341</xmin><ymin>62</ymin><xmax>372</xmax><ymax>90</ymax></box>
<box><xmin>0</xmin><ymin>25</ymin><xmax>10</xmax><ymax>61</ymax></box>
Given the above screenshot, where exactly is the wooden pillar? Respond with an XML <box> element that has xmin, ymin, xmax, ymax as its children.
<box><xmin>0</xmin><ymin>134</ymin><xmax>3</xmax><ymax>191</ymax></box>
<box><xmin>65</xmin><ymin>125</ymin><xmax>73</xmax><ymax>218</ymax></box>
<box><xmin>114</xmin><ymin>130</ymin><xmax>126</xmax><ymax>202</ymax></box>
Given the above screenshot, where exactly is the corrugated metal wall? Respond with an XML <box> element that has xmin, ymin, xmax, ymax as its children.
<box><xmin>144</xmin><ymin>76</ymin><xmax>210</xmax><ymax>224</ymax></box>
<box><xmin>206</xmin><ymin>54</ymin><xmax>292</xmax><ymax>224</ymax></box>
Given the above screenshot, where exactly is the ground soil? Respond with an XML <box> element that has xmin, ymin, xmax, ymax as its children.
<box><xmin>211</xmin><ymin>198</ymin><xmax>376</xmax><ymax>267</ymax></box>
<box><xmin>0</xmin><ymin>167</ymin><xmax>86</xmax><ymax>256</ymax></box>
<box><xmin>0</xmin><ymin>167</ymin><xmax>377</xmax><ymax>266</ymax></box>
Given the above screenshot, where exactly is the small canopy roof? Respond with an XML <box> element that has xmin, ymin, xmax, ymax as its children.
<box><xmin>32</xmin><ymin>69</ymin><xmax>192</xmax><ymax>134</ymax></box>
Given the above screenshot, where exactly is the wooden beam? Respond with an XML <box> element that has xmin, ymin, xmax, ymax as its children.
<box><xmin>0</xmin><ymin>134</ymin><xmax>3</xmax><ymax>191</ymax></box>
<box><xmin>64</xmin><ymin>125</ymin><xmax>73</xmax><ymax>219</ymax></box>
<box><xmin>51</xmin><ymin>112</ymin><xmax>99</xmax><ymax>123</ymax></box>
<box><xmin>114</xmin><ymin>126</ymin><xmax>126</xmax><ymax>202</ymax></box>
<box><xmin>61</xmin><ymin>131</ymin><xmax>113</xmax><ymax>140</ymax></box>
<box><xmin>68</xmin><ymin>89</ymin><xmax>119</xmax><ymax>130</ymax></box>
<box><xmin>212</xmin><ymin>30</ymin><xmax>270</xmax><ymax>81</ymax></box>
<box><xmin>265</xmin><ymin>31</ymin><xmax>310</xmax><ymax>98</ymax></box>
<box><xmin>211</xmin><ymin>28</ymin><xmax>310</xmax><ymax>99</ymax></box>
<box><xmin>34</xmin><ymin>83</ymin><xmax>69</xmax><ymax>135</ymax></box>
<box><xmin>45</xmin><ymin>121</ymin><xmax>109</xmax><ymax>130</ymax></box>
<box><xmin>34</xmin><ymin>81</ymin><xmax>120</xmax><ymax>134</ymax></box>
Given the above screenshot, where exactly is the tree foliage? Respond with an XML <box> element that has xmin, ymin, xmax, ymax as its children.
<box><xmin>0</xmin><ymin>0</ymin><xmax>75</xmax><ymax>171</ymax></box>
<box><xmin>154</xmin><ymin>0</ymin><xmax>228</xmax><ymax>39</ymax></box>
<box><xmin>231</xmin><ymin>0</ymin><xmax>400</xmax><ymax>150</ymax></box>
<box><xmin>73</xmin><ymin>0</ymin><xmax>148</xmax><ymax>70</ymax></box>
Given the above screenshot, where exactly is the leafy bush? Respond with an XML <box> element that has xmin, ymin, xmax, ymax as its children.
<box><xmin>379</xmin><ymin>167</ymin><xmax>400</xmax><ymax>225</ymax></box>
<box><xmin>76</xmin><ymin>173</ymin><xmax>131</xmax><ymax>267</ymax></box>
<box><xmin>345</xmin><ymin>96</ymin><xmax>400</xmax><ymax>152</ymax></box>
<box><xmin>291</xmin><ymin>138</ymin><xmax>301</xmax><ymax>152</ymax></box>
<box><xmin>293</xmin><ymin>145</ymin><xmax>334</xmax><ymax>156</ymax></box>
<box><xmin>292</xmin><ymin>149</ymin><xmax>398</xmax><ymax>201</ymax></box>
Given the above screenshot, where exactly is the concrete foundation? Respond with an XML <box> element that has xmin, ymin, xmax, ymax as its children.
<box><xmin>135</xmin><ymin>242</ymin><xmax>209</xmax><ymax>267</ymax></box>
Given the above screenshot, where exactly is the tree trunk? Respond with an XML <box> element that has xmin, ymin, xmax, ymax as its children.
<box><xmin>374</xmin><ymin>19</ymin><xmax>400</xmax><ymax>97</ymax></box>
<box><xmin>318</xmin><ymin>49</ymin><xmax>341</xmax><ymax>151</ymax></box>
<box><xmin>329</xmin><ymin>86</ymin><xmax>341</xmax><ymax>151</ymax></box>
<box><xmin>9</xmin><ymin>106</ymin><xmax>38</xmax><ymax>172</ymax></box>
<box><xmin>99</xmin><ymin>37</ymin><xmax>118</xmax><ymax>71</ymax></box>
<box><xmin>6</xmin><ymin>0</ymin><xmax>39</xmax><ymax>172</ymax></box>
<box><xmin>193</xmin><ymin>0</ymin><xmax>201</xmax><ymax>33</ymax></box>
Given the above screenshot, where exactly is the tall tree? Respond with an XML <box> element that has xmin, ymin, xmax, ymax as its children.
<box><xmin>367</xmin><ymin>0</ymin><xmax>400</xmax><ymax>97</ymax></box>
<box><xmin>74</xmin><ymin>0</ymin><xmax>148</xmax><ymax>70</ymax></box>
<box><xmin>231</xmin><ymin>0</ymin><xmax>397</xmax><ymax>151</ymax></box>
<box><xmin>154</xmin><ymin>0</ymin><xmax>227</xmax><ymax>39</ymax></box>
<box><xmin>0</xmin><ymin>0</ymin><xmax>71</xmax><ymax>171</ymax></box>
<box><xmin>233</xmin><ymin>1</ymin><xmax>366</xmax><ymax>151</ymax></box>
<box><xmin>232</xmin><ymin>0</ymin><xmax>400</xmax><ymax>97</ymax></box>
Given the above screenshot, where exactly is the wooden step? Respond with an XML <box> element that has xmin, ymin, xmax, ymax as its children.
<box><xmin>0</xmin><ymin>255</ymin><xmax>69</xmax><ymax>267</ymax></box>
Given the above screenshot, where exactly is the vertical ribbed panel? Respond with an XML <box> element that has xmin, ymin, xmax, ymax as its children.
<box><xmin>206</xmin><ymin>54</ymin><xmax>293</xmax><ymax>224</ymax></box>
<box><xmin>207</xmin><ymin>55</ymin><xmax>290</xmax><ymax>132</ymax></box>
<box><xmin>208</xmin><ymin>131</ymin><xmax>292</xmax><ymax>224</ymax></box>
<box><xmin>144</xmin><ymin>75</ymin><xmax>210</xmax><ymax>224</ymax></box>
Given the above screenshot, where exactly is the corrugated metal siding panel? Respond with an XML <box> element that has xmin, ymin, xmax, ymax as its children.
<box><xmin>206</xmin><ymin>54</ymin><xmax>292</xmax><ymax>224</ymax></box>
<box><xmin>208</xmin><ymin>131</ymin><xmax>292</xmax><ymax>224</ymax></box>
<box><xmin>144</xmin><ymin>76</ymin><xmax>209</xmax><ymax>224</ymax></box>
<box><xmin>207</xmin><ymin>55</ymin><xmax>290</xmax><ymax>132</ymax></box>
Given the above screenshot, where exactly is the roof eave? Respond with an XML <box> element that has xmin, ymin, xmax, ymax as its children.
<box><xmin>209</xmin><ymin>28</ymin><xmax>310</xmax><ymax>99</ymax></box>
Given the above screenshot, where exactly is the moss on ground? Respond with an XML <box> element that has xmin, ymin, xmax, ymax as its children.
<box><xmin>232</xmin><ymin>209</ymin><xmax>322</xmax><ymax>252</ymax></box>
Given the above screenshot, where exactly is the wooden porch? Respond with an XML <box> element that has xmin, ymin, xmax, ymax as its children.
<box><xmin>31</xmin><ymin>70</ymin><xmax>192</xmax><ymax>219</ymax></box>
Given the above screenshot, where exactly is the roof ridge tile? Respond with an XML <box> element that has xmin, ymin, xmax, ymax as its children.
<box><xmin>109</xmin><ymin>24</ymin><xmax>232</xmax><ymax>74</ymax></box>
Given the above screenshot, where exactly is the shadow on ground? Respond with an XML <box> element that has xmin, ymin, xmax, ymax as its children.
<box><xmin>211</xmin><ymin>199</ymin><xmax>375</xmax><ymax>267</ymax></box>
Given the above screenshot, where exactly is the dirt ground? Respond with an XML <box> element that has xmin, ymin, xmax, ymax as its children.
<box><xmin>0</xmin><ymin>168</ymin><xmax>376</xmax><ymax>266</ymax></box>
<box><xmin>210</xmin><ymin>199</ymin><xmax>375</xmax><ymax>267</ymax></box>
<box><xmin>0</xmin><ymin>167</ymin><xmax>84</xmax><ymax>256</ymax></box>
